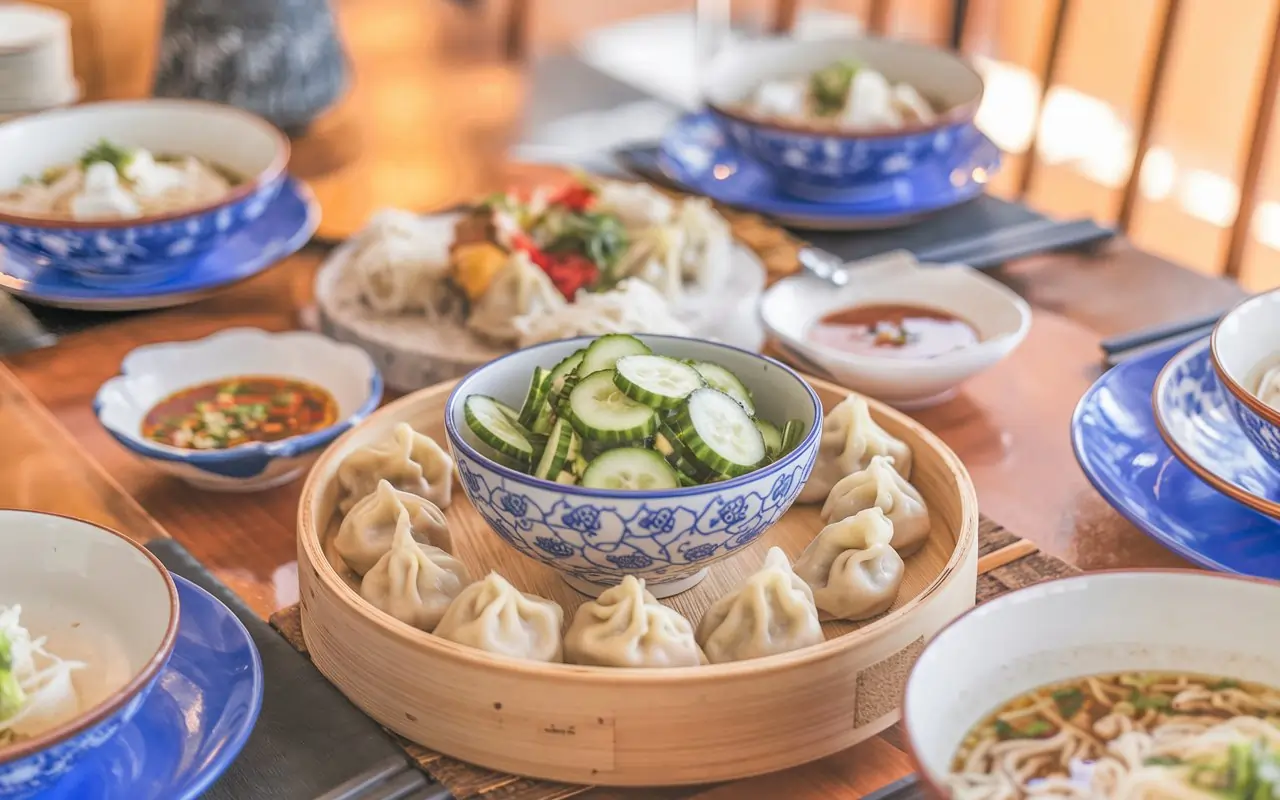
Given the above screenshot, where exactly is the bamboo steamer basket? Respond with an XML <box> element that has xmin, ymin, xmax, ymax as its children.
<box><xmin>297</xmin><ymin>374</ymin><xmax>979</xmax><ymax>786</ymax></box>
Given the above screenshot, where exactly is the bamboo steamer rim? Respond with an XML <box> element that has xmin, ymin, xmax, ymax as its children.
<box><xmin>296</xmin><ymin>374</ymin><xmax>979</xmax><ymax>683</ymax></box>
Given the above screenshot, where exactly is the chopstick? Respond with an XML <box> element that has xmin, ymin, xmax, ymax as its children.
<box><xmin>313</xmin><ymin>756</ymin><xmax>445</xmax><ymax>800</ymax></box>
<box><xmin>928</xmin><ymin>219</ymin><xmax>1113</xmax><ymax>270</ymax></box>
<box><xmin>1099</xmin><ymin>310</ymin><xmax>1225</xmax><ymax>356</ymax></box>
<box><xmin>1103</xmin><ymin>323</ymin><xmax>1215</xmax><ymax>369</ymax></box>
<box><xmin>862</xmin><ymin>774</ymin><xmax>925</xmax><ymax>799</ymax></box>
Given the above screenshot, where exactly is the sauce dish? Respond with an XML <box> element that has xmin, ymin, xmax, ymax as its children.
<box><xmin>94</xmin><ymin>328</ymin><xmax>382</xmax><ymax>492</ymax></box>
<box><xmin>0</xmin><ymin>510</ymin><xmax>178</xmax><ymax>797</ymax></box>
<box><xmin>1211</xmin><ymin>287</ymin><xmax>1280</xmax><ymax>472</ymax></box>
<box><xmin>759</xmin><ymin>251</ymin><xmax>1030</xmax><ymax>408</ymax></box>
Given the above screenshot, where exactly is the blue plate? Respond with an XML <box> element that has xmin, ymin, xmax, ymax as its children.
<box><xmin>657</xmin><ymin>112</ymin><xmax>1001</xmax><ymax>231</ymax></box>
<box><xmin>42</xmin><ymin>574</ymin><xmax>264</xmax><ymax>800</ymax></box>
<box><xmin>0</xmin><ymin>178</ymin><xmax>318</xmax><ymax>311</ymax></box>
<box><xmin>1152</xmin><ymin>336</ymin><xmax>1280</xmax><ymax>520</ymax></box>
<box><xmin>1072</xmin><ymin>338</ymin><xmax>1280</xmax><ymax>578</ymax></box>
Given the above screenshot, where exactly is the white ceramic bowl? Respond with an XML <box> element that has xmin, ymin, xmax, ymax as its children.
<box><xmin>444</xmin><ymin>335</ymin><xmax>823</xmax><ymax>597</ymax></box>
<box><xmin>760</xmin><ymin>251</ymin><xmax>1031</xmax><ymax>408</ymax></box>
<box><xmin>0</xmin><ymin>509</ymin><xmax>178</xmax><ymax>797</ymax></box>
<box><xmin>0</xmin><ymin>99</ymin><xmax>289</xmax><ymax>285</ymax></box>
<box><xmin>94</xmin><ymin>328</ymin><xmax>383</xmax><ymax>492</ymax></box>
<box><xmin>1211</xmin><ymin>288</ymin><xmax>1280</xmax><ymax>472</ymax></box>
<box><xmin>903</xmin><ymin>570</ymin><xmax>1280</xmax><ymax>795</ymax></box>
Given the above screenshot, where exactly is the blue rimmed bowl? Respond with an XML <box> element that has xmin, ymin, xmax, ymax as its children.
<box><xmin>702</xmin><ymin>37</ymin><xmax>984</xmax><ymax>203</ymax></box>
<box><xmin>1211</xmin><ymin>288</ymin><xmax>1280</xmax><ymax>473</ymax></box>
<box><xmin>444</xmin><ymin>335</ymin><xmax>823</xmax><ymax>598</ymax></box>
<box><xmin>94</xmin><ymin>328</ymin><xmax>383</xmax><ymax>492</ymax></box>
<box><xmin>0</xmin><ymin>100</ymin><xmax>289</xmax><ymax>286</ymax></box>
<box><xmin>0</xmin><ymin>510</ymin><xmax>178</xmax><ymax>798</ymax></box>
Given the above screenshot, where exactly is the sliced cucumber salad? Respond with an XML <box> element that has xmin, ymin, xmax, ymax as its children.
<box><xmin>462</xmin><ymin>334</ymin><xmax>806</xmax><ymax>489</ymax></box>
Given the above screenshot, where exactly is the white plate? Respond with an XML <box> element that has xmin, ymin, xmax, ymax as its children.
<box><xmin>314</xmin><ymin>211</ymin><xmax>767</xmax><ymax>392</ymax></box>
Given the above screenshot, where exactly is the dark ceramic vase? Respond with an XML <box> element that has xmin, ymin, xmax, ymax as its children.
<box><xmin>152</xmin><ymin>0</ymin><xmax>349</xmax><ymax>135</ymax></box>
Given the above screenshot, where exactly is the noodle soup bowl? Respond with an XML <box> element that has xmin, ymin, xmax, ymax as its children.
<box><xmin>1211</xmin><ymin>287</ymin><xmax>1280</xmax><ymax>473</ymax></box>
<box><xmin>702</xmin><ymin>37</ymin><xmax>985</xmax><ymax>203</ymax></box>
<box><xmin>94</xmin><ymin>328</ymin><xmax>383</xmax><ymax>493</ymax></box>
<box><xmin>0</xmin><ymin>99</ymin><xmax>289</xmax><ymax>286</ymax></box>
<box><xmin>903</xmin><ymin>570</ymin><xmax>1280</xmax><ymax>797</ymax></box>
<box><xmin>0</xmin><ymin>510</ymin><xmax>178</xmax><ymax>797</ymax></box>
<box><xmin>445</xmin><ymin>335</ymin><xmax>823</xmax><ymax>598</ymax></box>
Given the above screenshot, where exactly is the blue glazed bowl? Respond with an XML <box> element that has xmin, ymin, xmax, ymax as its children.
<box><xmin>0</xmin><ymin>100</ymin><xmax>289</xmax><ymax>286</ymax></box>
<box><xmin>702</xmin><ymin>37</ymin><xmax>984</xmax><ymax>203</ymax></box>
<box><xmin>444</xmin><ymin>335</ymin><xmax>823</xmax><ymax>598</ymax></box>
<box><xmin>0</xmin><ymin>510</ymin><xmax>179</xmax><ymax>798</ymax></box>
<box><xmin>1211</xmin><ymin>288</ymin><xmax>1280</xmax><ymax>472</ymax></box>
<box><xmin>94</xmin><ymin>328</ymin><xmax>383</xmax><ymax>492</ymax></box>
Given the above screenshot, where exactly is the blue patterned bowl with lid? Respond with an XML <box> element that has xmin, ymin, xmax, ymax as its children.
<box><xmin>444</xmin><ymin>335</ymin><xmax>823</xmax><ymax>598</ymax></box>
<box><xmin>702</xmin><ymin>37</ymin><xmax>984</xmax><ymax>203</ymax></box>
<box><xmin>0</xmin><ymin>99</ymin><xmax>289</xmax><ymax>286</ymax></box>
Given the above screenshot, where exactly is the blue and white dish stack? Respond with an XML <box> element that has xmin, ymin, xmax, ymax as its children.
<box><xmin>1072</xmin><ymin>287</ymin><xmax>1280</xmax><ymax>580</ymax></box>
<box><xmin>657</xmin><ymin>37</ymin><xmax>1000</xmax><ymax>230</ymax></box>
<box><xmin>0</xmin><ymin>99</ymin><xmax>319</xmax><ymax>311</ymax></box>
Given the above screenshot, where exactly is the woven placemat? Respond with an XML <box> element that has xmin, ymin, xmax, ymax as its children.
<box><xmin>269</xmin><ymin>516</ymin><xmax>1077</xmax><ymax>800</ymax></box>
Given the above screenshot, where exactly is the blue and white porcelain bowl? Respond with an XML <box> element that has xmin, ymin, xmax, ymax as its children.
<box><xmin>1211</xmin><ymin>288</ymin><xmax>1280</xmax><ymax>472</ymax></box>
<box><xmin>0</xmin><ymin>100</ymin><xmax>289</xmax><ymax>286</ymax></box>
<box><xmin>702</xmin><ymin>37</ymin><xmax>984</xmax><ymax>203</ymax></box>
<box><xmin>94</xmin><ymin>328</ymin><xmax>383</xmax><ymax>492</ymax></box>
<box><xmin>444</xmin><ymin>335</ymin><xmax>823</xmax><ymax>598</ymax></box>
<box><xmin>0</xmin><ymin>510</ymin><xmax>178</xmax><ymax>798</ymax></box>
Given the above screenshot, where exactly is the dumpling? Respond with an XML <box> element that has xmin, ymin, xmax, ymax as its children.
<box><xmin>797</xmin><ymin>394</ymin><xmax>912</xmax><ymax>504</ymax></box>
<box><xmin>842</xmin><ymin>69</ymin><xmax>903</xmax><ymax>129</ymax></box>
<box><xmin>335</xmin><ymin>479</ymin><xmax>451</xmax><ymax>575</ymax></box>
<box><xmin>793</xmin><ymin>508</ymin><xmax>905</xmax><ymax>621</ymax></box>
<box><xmin>360</xmin><ymin>509</ymin><xmax>471</xmax><ymax>631</ymax></box>
<box><xmin>695</xmin><ymin>547</ymin><xmax>824</xmax><ymax>664</ymax></box>
<box><xmin>564</xmin><ymin>576</ymin><xmax>705</xmax><ymax>668</ymax></box>
<box><xmin>613</xmin><ymin>225</ymin><xmax>684</xmax><ymax>299</ymax></box>
<box><xmin>673</xmin><ymin>197</ymin><xmax>731</xmax><ymax>291</ymax></box>
<box><xmin>1259</xmin><ymin>365</ymin><xmax>1280</xmax><ymax>412</ymax></box>
<box><xmin>753</xmin><ymin>78</ymin><xmax>808</xmax><ymax>118</ymax></box>
<box><xmin>336</xmin><ymin>423</ymin><xmax>454</xmax><ymax>515</ymax></box>
<box><xmin>433</xmin><ymin>573</ymin><xmax>564</xmax><ymax>662</ymax></box>
<box><xmin>466</xmin><ymin>251</ymin><xmax>566</xmax><ymax>345</ymax></box>
<box><xmin>821</xmin><ymin>455</ymin><xmax>931</xmax><ymax>556</ymax></box>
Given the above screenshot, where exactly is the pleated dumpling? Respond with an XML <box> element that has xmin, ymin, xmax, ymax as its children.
<box><xmin>564</xmin><ymin>576</ymin><xmax>705</xmax><ymax>668</ymax></box>
<box><xmin>433</xmin><ymin>573</ymin><xmax>564</xmax><ymax>663</ymax></box>
<box><xmin>336</xmin><ymin>422</ymin><xmax>454</xmax><ymax>514</ymax></box>
<box><xmin>797</xmin><ymin>395</ymin><xmax>912</xmax><ymax>504</ymax></box>
<box><xmin>335</xmin><ymin>479</ymin><xmax>452</xmax><ymax>575</ymax></box>
<box><xmin>695</xmin><ymin>547</ymin><xmax>824</xmax><ymax>664</ymax></box>
<box><xmin>821</xmin><ymin>455</ymin><xmax>931</xmax><ymax>556</ymax></box>
<box><xmin>360</xmin><ymin>509</ymin><xmax>472</xmax><ymax>631</ymax></box>
<box><xmin>794</xmin><ymin>507</ymin><xmax>904</xmax><ymax>622</ymax></box>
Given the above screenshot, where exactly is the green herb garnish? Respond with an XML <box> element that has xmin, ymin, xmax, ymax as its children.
<box><xmin>0</xmin><ymin>633</ymin><xmax>24</xmax><ymax>722</ymax></box>
<box><xmin>1130</xmin><ymin>689</ymin><xmax>1173</xmax><ymax>711</ymax></box>
<box><xmin>1052</xmin><ymin>687</ymin><xmax>1086</xmax><ymax>719</ymax></box>
<box><xmin>79</xmin><ymin>139</ymin><xmax>136</xmax><ymax>174</ymax></box>
<box><xmin>1144</xmin><ymin>755</ymin><xmax>1183</xmax><ymax>767</ymax></box>
<box><xmin>809</xmin><ymin>59</ymin><xmax>861</xmax><ymax>116</ymax></box>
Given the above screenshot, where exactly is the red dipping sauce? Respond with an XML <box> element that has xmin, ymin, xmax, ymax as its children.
<box><xmin>807</xmin><ymin>303</ymin><xmax>979</xmax><ymax>360</ymax></box>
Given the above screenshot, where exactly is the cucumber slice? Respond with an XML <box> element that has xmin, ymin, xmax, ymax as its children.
<box><xmin>754</xmin><ymin>418</ymin><xmax>783</xmax><ymax>458</ymax></box>
<box><xmin>517</xmin><ymin>366</ymin><xmax>553</xmax><ymax>427</ymax></box>
<box><xmin>676</xmin><ymin>472</ymin><xmax>699</xmax><ymax>488</ymax></box>
<box><xmin>465</xmin><ymin>395</ymin><xmax>535</xmax><ymax>464</ymax></box>
<box><xmin>780</xmin><ymin>419</ymin><xmax>806</xmax><ymax>455</ymax></box>
<box><xmin>533</xmin><ymin>418</ymin><xmax>577</xmax><ymax>480</ymax></box>
<box><xmin>567</xmin><ymin>369</ymin><xmax>658</xmax><ymax>444</ymax></box>
<box><xmin>581</xmin><ymin>447</ymin><xmax>679</xmax><ymax>491</ymax></box>
<box><xmin>549</xmin><ymin>349</ymin><xmax>586</xmax><ymax>392</ymax></box>
<box><xmin>688</xmin><ymin>361</ymin><xmax>754</xmax><ymax>414</ymax></box>
<box><xmin>579</xmin><ymin>334</ymin><xmax>652</xmax><ymax>376</ymax></box>
<box><xmin>528</xmin><ymin>399</ymin><xmax>556</xmax><ymax>435</ymax></box>
<box><xmin>669</xmin><ymin>388</ymin><xmax>766</xmax><ymax>477</ymax></box>
<box><xmin>613</xmin><ymin>355</ymin><xmax>704</xmax><ymax>410</ymax></box>
<box><xmin>554</xmin><ymin>470</ymin><xmax>579</xmax><ymax>485</ymax></box>
<box><xmin>491</xmin><ymin>399</ymin><xmax>521</xmax><ymax>423</ymax></box>
<box><xmin>655</xmin><ymin>426</ymin><xmax>710</xmax><ymax>480</ymax></box>
<box><xmin>554</xmin><ymin>373</ymin><xmax>580</xmax><ymax>416</ymax></box>
<box><xmin>569</xmin><ymin>453</ymin><xmax>590</xmax><ymax>478</ymax></box>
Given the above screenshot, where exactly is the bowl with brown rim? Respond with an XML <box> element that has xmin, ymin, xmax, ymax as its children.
<box><xmin>1210</xmin><ymin>287</ymin><xmax>1280</xmax><ymax>473</ymax></box>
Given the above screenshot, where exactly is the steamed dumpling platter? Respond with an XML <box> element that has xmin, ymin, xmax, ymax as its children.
<box><xmin>314</xmin><ymin>176</ymin><xmax>769</xmax><ymax>390</ymax></box>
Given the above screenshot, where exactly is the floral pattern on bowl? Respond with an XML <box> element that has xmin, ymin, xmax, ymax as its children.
<box><xmin>1210</xmin><ymin>288</ymin><xmax>1280</xmax><ymax>474</ymax></box>
<box><xmin>1153</xmin><ymin>337</ymin><xmax>1280</xmax><ymax>519</ymax></box>
<box><xmin>444</xmin><ymin>334</ymin><xmax>824</xmax><ymax>598</ymax></box>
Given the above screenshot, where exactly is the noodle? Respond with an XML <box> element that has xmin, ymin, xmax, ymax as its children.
<box><xmin>947</xmin><ymin>672</ymin><xmax>1280</xmax><ymax>799</ymax></box>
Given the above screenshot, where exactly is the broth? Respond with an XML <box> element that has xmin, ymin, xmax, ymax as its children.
<box><xmin>141</xmin><ymin>376</ymin><xmax>338</xmax><ymax>450</ymax></box>
<box><xmin>807</xmin><ymin>303</ymin><xmax>979</xmax><ymax>360</ymax></box>
<box><xmin>947</xmin><ymin>671</ymin><xmax>1280</xmax><ymax>799</ymax></box>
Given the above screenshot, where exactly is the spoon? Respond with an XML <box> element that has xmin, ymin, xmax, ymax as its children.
<box><xmin>797</xmin><ymin>246</ymin><xmax>850</xmax><ymax>287</ymax></box>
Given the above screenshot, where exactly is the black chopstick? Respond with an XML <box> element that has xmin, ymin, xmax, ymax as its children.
<box><xmin>940</xmin><ymin>219</ymin><xmax>1113</xmax><ymax>270</ymax></box>
<box><xmin>1103</xmin><ymin>323</ymin><xmax>1215</xmax><ymax>369</ymax></box>
<box><xmin>863</xmin><ymin>773</ymin><xmax>924</xmax><ymax>800</ymax></box>
<box><xmin>313</xmin><ymin>756</ymin><xmax>440</xmax><ymax>800</ymax></box>
<box><xmin>1099</xmin><ymin>310</ymin><xmax>1226</xmax><ymax>356</ymax></box>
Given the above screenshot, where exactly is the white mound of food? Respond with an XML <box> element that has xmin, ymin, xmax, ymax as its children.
<box><xmin>0</xmin><ymin>604</ymin><xmax>84</xmax><ymax>746</ymax></box>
